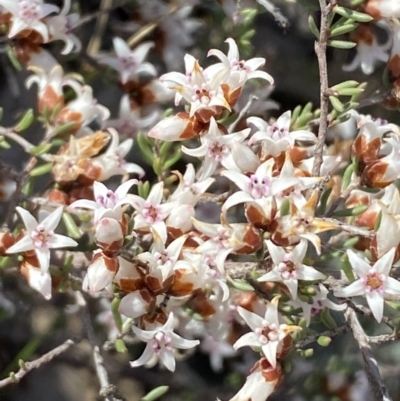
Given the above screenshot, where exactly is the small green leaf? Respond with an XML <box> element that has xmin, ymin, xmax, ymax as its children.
<box><xmin>111</xmin><ymin>297</ymin><xmax>123</xmax><ymax>332</ymax></box>
<box><xmin>141</xmin><ymin>386</ymin><xmax>169</xmax><ymax>401</ymax></box>
<box><xmin>334</xmin><ymin>6</ymin><xmax>374</xmax><ymax>23</ymax></box>
<box><xmin>15</xmin><ymin>109</ymin><xmax>34</xmax><ymax>132</ymax></box>
<box><xmin>164</xmin><ymin>148</ymin><xmax>182</xmax><ymax>169</ymax></box>
<box><xmin>335</xmin><ymin>87</ymin><xmax>364</xmax><ymax>96</ymax></box>
<box><xmin>280</xmin><ymin>199</ymin><xmax>290</xmax><ymax>216</ymax></box>
<box><xmin>320</xmin><ymin>308</ymin><xmax>337</xmax><ymax>330</ymax></box>
<box><xmin>317</xmin><ymin>336</ymin><xmax>332</xmax><ymax>347</ymax></box>
<box><xmin>115</xmin><ymin>339</ymin><xmax>127</xmax><ymax>353</ymax></box>
<box><xmin>29</xmin><ymin>163</ymin><xmax>52</xmax><ymax>177</ymax></box>
<box><xmin>333</xmin><ymin>205</ymin><xmax>368</xmax><ymax>217</ymax></box>
<box><xmin>328</xmin><ymin>40</ymin><xmax>357</xmax><ymax>49</ymax></box>
<box><xmin>330</xmin><ymin>23</ymin><xmax>358</xmax><ymax>37</ymax></box>
<box><xmin>329</xmin><ymin>96</ymin><xmax>345</xmax><ymax>113</ymax></box>
<box><xmin>331</xmin><ymin>80</ymin><xmax>360</xmax><ymax>90</ymax></box>
<box><xmin>341</xmin><ymin>163</ymin><xmax>354</xmax><ymax>191</ymax></box>
<box><xmin>137</xmin><ymin>132</ymin><xmax>154</xmax><ymax>164</ymax></box>
<box><xmin>6</xmin><ymin>45</ymin><xmax>22</xmax><ymax>71</ymax></box>
<box><xmin>62</xmin><ymin>212</ymin><xmax>82</xmax><ymax>239</ymax></box>
<box><xmin>53</xmin><ymin>121</ymin><xmax>78</xmax><ymax>136</ymax></box>
<box><xmin>29</xmin><ymin>143</ymin><xmax>52</xmax><ymax>156</ymax></box>
<box><xmin>228</xmin><ymin>278</ymin><xmax>254</xmax><ymax>292</ymax></box>
<box><xmin>308</xmin><ymin>15</ymin><xmax>320</xmax><ymax>39</ymax></box>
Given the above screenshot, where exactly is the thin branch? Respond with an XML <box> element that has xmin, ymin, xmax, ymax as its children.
<box><xmin>79</xmin><ymin>293</ymin><xmax>124</xmax><ymax>401</ymax></box>
<box><xmin>312</xmin><ymin>0</ymin><xmax>332</xmax><ymax>178</ymax></box>
<box><xmin>345</xmin><ymin>307</ymin><xmax>393</xmax><ymax>401</ymax></box>
<box><xmin>296</xmin><ymin>324</ymin><xmax>349</xmax><ymax>348</ymax></box>
<box><xmin>0</xmin><ymin>339</ymin><xmax>79</xmax><ymax>389</ymax></box>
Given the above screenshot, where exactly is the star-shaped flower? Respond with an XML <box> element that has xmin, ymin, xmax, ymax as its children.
<box><xmin>334</xmin><ymin>248</ymin><xmax>400</xmax><ymax>322</ymax></box>
<box><xmin>130</xmin><ymin>312</ymin><xmax>199</xmax><ymax>372</ymax></box>
<box><xmin>6</xmin><ymin>206</ymin><xmax>78</xmax><ymax>273</ymax></box>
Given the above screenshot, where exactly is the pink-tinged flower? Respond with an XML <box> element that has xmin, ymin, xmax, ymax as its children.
<box><xmin>170</xmin><ymin>163</ymin><xmax>215</xmax><ymax>206</ymax></box>
<box><xmin>130</xmin><ymin>312</ymin><xmax>199</xmax><ymax>372</ymax></box>
<box><xmin>95</xmin><ymin>217</ymin><xmax>124</xmax><ymax>253</ymax></box>
<box><xmin>334</xmin><ymin>248</ymin><xmax>400</xmax><ymax>322</ymax></box>
<box><xmin>104</xmin><ymin>95</ymin><xmax>158</xmax><ymax>138</ymax></box>
<box><xmin>208</xmin><ymin>38</ymin><xmax>274</xmax><ymax>89</ymax></box>
<box><xmin>98</xmin><ymin>37</ymin><xmax>156</xmax><ymax>84</ymax></box>
<box><xmin>288</xmin><ymin>284</ymin><xmax>345</xmax><ymax>326</ymax></box>
<box><xmin>192</xmin><ymin>219</ymin><xmax>261</xmax><ymax>274</ymax></box>
<box><xmin>182</xmin><ymin>117</ymin><xmax>250</xmax><ymax>179</ymax></box>
<box><xmin>234</xmin><ymin>296</ymin><xmax>300</xmax><ymax>368</ymax></box>
<box><xmin>160</xmin><ymin>54</ymin><xmax>231</xmax><ymax>119</ymax></box>
<box><xmin>247</xmin><ymin>111</ymin><xmax>316</xmax><ymax>157</ymax></box>
<box><xmin>1</xmin><ymin>0</ymin><xmax>59</xmax><ymax>41</ymax></box>
<box><xmin>137</xmin><ymin>232</ymin><xmax>189</xmax><ymax>290</ymax></box>
<box><xmin>258</xmin><ymin>240</ymin><xmax>326</xmax><ymax>299</ymax></box>
<box><xmin>6</xmin><ymin>206</ymin><xmax>77</xmax><ymax>273</ymax></box>
<box><xmin>92</xmin><ymin>128</ymin><xmax>145</xmax><ymax>180</ymax></box>
<box><xmin>221</xmin><ymin>156</ymin><xmax>299</xmax><ymax>215</ymax></box>
<box><xmin>225</xmin><ymin>358</ymin><xmax>281</xmax><ymax>401</ymax></box>
<box><xmin>128</xmin><ymin>182</ymin><xmax>176</xmax><ymax>243</ymax></box>
<box><xmin>82</xmin><ymin>251</ymin><xmax>119</xmax><ymax>292</ymax></box>
<box><xmin>343</xmin><ymin>23</ymin><xmax>391</xmax><ymax>75</ymax></box>
<box><xmin>46</xmin><ymin>0</ymin><xmax>81</xmax><ymax>54</ymax></box>
<box><xmin>68</xmin><ymin>179</ymin><xmax>137</xmax><ymax>223</ymax></box>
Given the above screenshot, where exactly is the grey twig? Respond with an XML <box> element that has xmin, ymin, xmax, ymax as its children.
<box><xmin>296</xmin><ymin>324</ymin><xmax>349</xmax><ymax>348</ymax></box>
<box><xmin>0</xmin><ymin>339</ymin><xmax>79</xmax><ymax>389</ymax></box>
<box><xmin>79</xmin><ymin>293</ymin><xmax>124</xmax><ymax>401</ymax></box>
<box><xmin>345</xmin><ymin>307</ymin><xmax>393</xmax><ymax>401</ymax></box>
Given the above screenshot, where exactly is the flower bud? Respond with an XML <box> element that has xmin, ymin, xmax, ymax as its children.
<box><xmin>95</xmin><ymin>217</ymin><xmax>124</xmax><ymax>254</ymax></box>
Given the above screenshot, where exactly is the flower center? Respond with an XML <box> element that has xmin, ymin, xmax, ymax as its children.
<box><xmin>31</xmin><ymin>224</ymin><xmax>53</xmax><ymax>248</ymax></box>
<box><xmin>246</xmin><ymin>174</ymin><xmax>271</xmax><ymax>199</ymax></box>
<box><xmin>270</xmin><ymin>124</ymin><xmax>289</xmax><ymax>141</ymax></box>
<box><xmin>231</xmin><ymin>59</ymin><xmax>249</xmax><ymax>72</ymax></box>
<box><xmin>97</xmin><ymin>190</ymin><xmax>117</xmax><ymax>208</ymax></box>
<box><xmin>212</xmin><ymin>228</ymin><xmax>230</xmax><ymax>249</ymax></box>
<box><xmin>362</xmin><ymin>269</ymin><xmax>385</xmax><ymax>293</ymax></box>
<box><xmin>207</xmin><ymin>141</ymin><xmax>229</xmax><ymax>161</ymax></box>
<box><xmin>152</xmin><ymin>331</ymin><xmax>172</xmax><ymax>354</ymax></box>
<box><xmin>192</xmin><ymin>84</ymin><xmax>214</xmax><ymax>105</ymax></box>
<box><xmin>278</xmin><ymin>255</ymin><xmax>297</xmax><ymax>279</ymax></box>
<box><xmin>254</xmin><ymin>321</ymin><xmax>279</xmax><ymax>344</ymax></box>
<box><xmin>19</xmin><ymin>1</ymin><xmax>40</xmax><ymax>23</ymax></box>
<box><xmin>120</xmin><ymin>55</ymin><xmax>137</xmax><ymax>71</ymax></box>
<box><xmin>142</xmin><ymin>201</ymin><xmax>162</xmax><ymax>223</ymax></box>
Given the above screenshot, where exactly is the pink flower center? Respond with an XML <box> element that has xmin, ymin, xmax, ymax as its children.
<box><xmin>231</xmin><ymin>59</ymin><xmax>250</xmax><ymax>72</ymax></box>
<box><xmin>255</xmin><ymin>321</ymin><xmax>279</xmax><ymax>344</ymax></box>
<box><xmin>152</xmin><ymin>332</ymin><xmax>172</xmax><ymax>354</ymax></box>
<box><xmin>96</xmin><ymin>190</ymin><xmax>118</xmax><ymax>208</ymax></box>
<box><xmin>142</xmin><ymin>201</ymin><xmax>162</xmax><ymax>223</ymax></box>
<box><xmin>207</xmin><ymin>141</ymin><xmax>229</xmax><ymax>161</ymax></box>
<box><xmin>19</xmin><ymin>1</ymin><xmax>40</xmax><ymax>23</ymax></box>
<box><xmin>119</xmin><ymin>55</ymin><xmax>137</xmax><ymax>71</ymax></box>
<box><xmin>192</xmin><ymin>84</ymin><xmax>214</xmax><ymax>105</ymax></box>
<box><xmin>269</xmin><ymin>124</ymin><xmax>289</xmax><ymax>141</ymax></box>
<box><xmin>362</xmin><ymin>269</ymin><xmax>385</xmax><ymax>293</ymax></box>
<box><xmin>246</xmin><ymin>175</ymin><xmax>271</xmax><ymax>199</ymax></box>
<box><xmin>278</xmin><ymin>255</ymin><xmax>298</xmax><ymax>279</ymax></box>
<box><xmin>31</xmin><ymin>224</ymin><xmax>53</xmax><ymax>248</ymax></box>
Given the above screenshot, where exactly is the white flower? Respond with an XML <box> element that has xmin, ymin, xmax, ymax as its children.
<box><xmin>98</xmin><ymin>38</ymin><xmax>157</xmax><ymax>84</ymax></box>
<box><xmin>289</xmin><ymin>284</ymin><xmax>345</xmax><ymax>326</ymax></box>
<box><xmin>234</xmin><ymin>296</ymin><xmax>299</xmax><ymax>368</ymax></box>
<box><xmin>248</xmin><ymin>111</ymin><xmax>316</xmax><ymax>157</ymax></box>
<box><xmin>128</xmin><ymin>182</ymin><xmax>176</xmax><ymax>243</ymax></box>
<box><xmin>343</xmin><ymin>24</ymin><xmax>391</xmax><ymax>75</ymax></box>
<box><xmin>182</xmin><ymin>117</ymin><xmax>250</xmax><ymax>179</ymax></box>
<box><xmin>130</xmin><ymin>312</ymin><xmax>199</xmax><ymax>372</ymax></box>
<box><xmin>208</xmin><ymin>37</ymin><xmax>274</xmax><ymax>88</ymax></box>
<box><xmin>258</xmin><ymin>240</ymin><xmax>326</xmax><ymax>299</ymax></box>
<box><xmin>6</xmin><ymin>206</ymin><xmax>78</xmax><ymax>273</ymax></box>
<box><xmin>68</xmin><ymin>179</ymin><xmax>137</xmax><ymax>223</ymax></box>
<box><xmin>1</xmin><ymin>0</ymin><xmax>59</xmax><ymax>41</ymax></box>
<box><xmin>334</xmin><ymin>248</ymin><xmax>400</xmax><ymax>322</ymax></box>
<box><xmin>92</xmin><ymin>128</ymin><xmax>145</xmax><ymax>180</ymax></box>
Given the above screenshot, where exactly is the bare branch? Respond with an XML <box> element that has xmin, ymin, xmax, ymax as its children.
<box><xmin>345</xmin><ymin>307</ymin><xmax>393</xmax><ymax>401</ymax></box>
<box><xmin>0</xmin><ymin>339</ymin><xmax>79</xmax><ymax>389</ymax></box>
